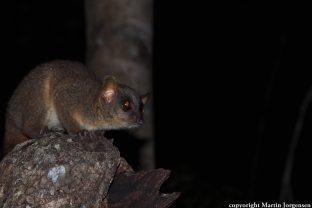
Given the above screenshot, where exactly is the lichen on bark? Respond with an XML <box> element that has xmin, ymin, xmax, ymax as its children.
<box><xmin>0</xmin><ymin>130</ymin><xmax>179</xmax><ymax>208</ymax></box>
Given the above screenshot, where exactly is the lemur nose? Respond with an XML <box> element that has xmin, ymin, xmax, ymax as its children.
<box><xmin>137</xmin><ymin>118</ymin><xmax>143</xmax><ymax>125</ymax></box>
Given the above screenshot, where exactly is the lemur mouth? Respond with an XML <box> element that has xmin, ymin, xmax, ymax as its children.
<box><xmin>127</xmin><ymin>124</ymin><xmax>140</xmax><ymax>129</ymax></box>
<box><xmin>128</xmin><ymin>120</ymin><xmax>143</xmax><ymax>128</ymax></box>
<box><xmin>136</xmin><ymin>119</ymin><xmax>143</xmax><ymax>125</ymax></box>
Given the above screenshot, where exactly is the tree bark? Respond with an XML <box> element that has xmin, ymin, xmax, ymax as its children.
<box><xmin>0</xmin><ymin>131</ymin><xmax>179</xmax><ymax>207</ymax></box>
<box><xmin>85</xmin><ymin>0</ymin><xmax>154</xmax><ymax>169</ymax></box>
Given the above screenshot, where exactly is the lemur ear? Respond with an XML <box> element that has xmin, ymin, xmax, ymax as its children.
<box><xmin>101</xmin><ymin>76</ymin><xmax>118</xmax><ymax>103</ymax></box>
<box><xmin>141</xmin><ymin>93</ymin><xmax>150</xmax><ymax>105</ymax></box>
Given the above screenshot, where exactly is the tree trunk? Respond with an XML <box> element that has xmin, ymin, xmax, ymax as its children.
<box><xmin>0</xmin><ymin>131</ymin><xmax>179</xmax><ymax>207</ymax></box>
<box><xmin>85</xmin><ymin>0</ymin><xmax>154</xmax><ymax>169</ymax></box>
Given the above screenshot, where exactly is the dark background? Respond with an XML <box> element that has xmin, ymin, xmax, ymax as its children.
<box><xmin>1</xmin><ymin>1</ymin><xmax>311</xmax><ymax>207</ymax></box>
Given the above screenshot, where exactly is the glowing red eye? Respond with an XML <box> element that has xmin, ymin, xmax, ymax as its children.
<box><xmin>122</xmin><ymin>100</ymin><xmax>131</xmax><ymax>111</ymax></box>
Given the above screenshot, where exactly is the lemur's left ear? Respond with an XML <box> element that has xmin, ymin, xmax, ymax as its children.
<box><xmin>141</xmin><ymin>93</ymin><xmax>150</xmax><ymax>105</ymax></box>
<box><xmin>101</xmin><ymin>76</ymin><xmax>118</xmax><ymax>103</ymax></box>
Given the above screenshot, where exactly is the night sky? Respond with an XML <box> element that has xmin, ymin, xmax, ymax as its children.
<box><xmin>1</xmin><ymin>1</ymin><xmax>311</xmax><ymax>207</ymax></box>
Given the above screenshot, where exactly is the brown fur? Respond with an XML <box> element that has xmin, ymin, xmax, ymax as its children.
<box><xmin>3</xmin><ymin>60</ymin><xmax>148</xmax><ymax>155</ymax></box>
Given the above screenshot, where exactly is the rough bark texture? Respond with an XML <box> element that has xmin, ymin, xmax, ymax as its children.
<box><xmin>85</xmin><ymin>0</ymin><xmax>154</xmax><ymax>169</ymax></box>
<box><xmin>108</xmin><ymin>169</ymin><xmax>180</xmax><ymax>208</ymax></box>
<box><xmin>0</xmin><ymin>131</ymin><xmax>119</xmax><ymax>207</ymax></box>
<box><xmin>0</xmin><ymin>131</ymin><xmax>179</xmax><ymax>207</ymax></box>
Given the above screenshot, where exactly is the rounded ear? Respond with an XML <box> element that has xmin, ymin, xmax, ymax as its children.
<box><xmin>141</xmin><ymin>93</ymin><xmax>150</xmax><ymax>105</ymax></box>
<box><xmin>101</xmin><ymin>76</ymin><xmax>118</xmax><ymax>103</ymax></box>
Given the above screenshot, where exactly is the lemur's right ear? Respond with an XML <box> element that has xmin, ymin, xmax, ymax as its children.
<box><xmin>101</xmin><ymin>76</ymin><xmax>118</xmax><ymax>103</ymax></box>
<box><xmin>141</xmin><ymin>93</ymin><xmax>150</xmax><ymax>105</ymax></box>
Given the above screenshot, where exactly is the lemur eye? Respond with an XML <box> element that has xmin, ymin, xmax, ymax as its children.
<box><xmin>122</xmin><ymin>100</ymin><xmax>131</xmax><ymax>111</ymax></box>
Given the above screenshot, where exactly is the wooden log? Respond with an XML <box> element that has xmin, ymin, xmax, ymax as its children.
<box><xmin>0</xmin><ymin>130</ymin><xmax>179</xmax><ymax>207</ymax></box>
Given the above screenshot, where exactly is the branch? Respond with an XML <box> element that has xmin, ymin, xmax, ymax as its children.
<box><xmin>279</xmin><ymin>87</ymin><xmax>312</xmax><ymax>202</ymax></box>
<box><xmin>0</xmin><ymin>131</ymin><xmax>179</xmax><ymax>207</ymax></box>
